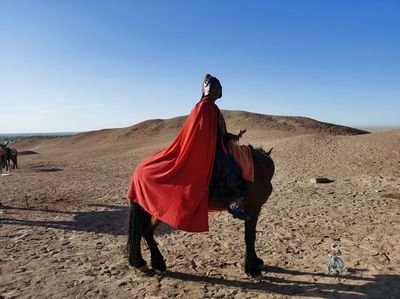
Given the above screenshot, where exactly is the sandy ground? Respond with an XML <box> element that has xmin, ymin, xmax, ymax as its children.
<box><xmin>1</xmin><ymin>115</ymin><xmax>400</xmax><ymax>298</ymax></box>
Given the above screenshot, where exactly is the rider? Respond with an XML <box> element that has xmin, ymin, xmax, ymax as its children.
<box><xmin>203</xmin><ymin>74</ymin><xmax>250</xmax><ymax>220</ymax></box>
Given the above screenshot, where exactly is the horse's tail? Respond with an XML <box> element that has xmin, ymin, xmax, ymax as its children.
<box><xmin>127</xmin><ymin>201</ymin><xmax>150</xmax><ymax>266</ymax></box>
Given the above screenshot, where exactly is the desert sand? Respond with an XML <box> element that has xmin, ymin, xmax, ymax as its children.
<box><xmin>1</xmin><ymin>111</ymin><xmax>400</xmax><ymax>298</ymax></box>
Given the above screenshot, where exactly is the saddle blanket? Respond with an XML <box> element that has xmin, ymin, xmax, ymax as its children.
<box><xmin>227</xmin><ymin>141</ymin><xmax>254</xmax><ymax>183</ymax></box>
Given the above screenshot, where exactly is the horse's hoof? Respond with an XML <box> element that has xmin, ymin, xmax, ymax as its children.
<box><xmin>245</xmin><ymin>267</ymin><xmax>262</xmax><ymax>277</ymax></box>
<box><xmin>250</xmin><ymin>274</ymin><xmax>264</xmax><ymax>280</ymax></box>
<box><xmin>257</xmin><ymin>264</ymin><xmax>267</xmax><ymax>271</ymax></box>
<box><xmin>153</xmin><ymin>268</ymin><xmax>167</xmax><ymax>275</ymax></box>
<box><xmin>137</xmin><ymin>265</ymin><xmax>150</xmax><ymax>272</ymax></box>
<box><xmin>130</xmin><ymin>264</ymin><xmax>150</xmax><ymax>273</ymax></box>
<box><xmin>255</xmin><ymin>257</ymin><xmax>264</xmax><ymax>266</ymax></box>
<box><xmin>128</xmin><ymin>257</ymin><xmax>147</xmax><ymax>270</ymax></box>
<box><xmin>151</xmin><ymin>260</ymin><xmax>167</xmax><ymax>273</ymax></box>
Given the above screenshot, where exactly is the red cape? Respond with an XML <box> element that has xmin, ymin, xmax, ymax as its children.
<box><xmin>127</xmin><ymin>98</ymin><xmax>217</xmax><ymax>232</ymax></box>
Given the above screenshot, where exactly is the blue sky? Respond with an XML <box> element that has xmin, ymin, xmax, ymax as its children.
<box><xmin>1</xmin><ymin>1</ymin><xmax>399</xmax><ymax>133</ymax></box>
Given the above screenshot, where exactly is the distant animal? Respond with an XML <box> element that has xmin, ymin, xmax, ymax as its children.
<box><xmin>6</xmin><ymin>147</ymin><xmax>18</xmax><ymax>170</ymax></box>
<box><xmin>127</xmin><ymin>147</ymin><xmax>275</xmax><ymax>277</ymax></box>
<box><xmin>0</xmin><ymin>142</ymin><xmax>18</xmax><ymax>171</ymax></box>
<box><xmin>0</xmin><ymin>147</ymin><xmax>7</xmax><ymax>173</ymax></box>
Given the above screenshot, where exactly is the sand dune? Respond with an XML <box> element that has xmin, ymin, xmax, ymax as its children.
<box><xmin>1</xmin><ymin>111</ymin><xmax>399</xmax><ymax>298</ymax></box>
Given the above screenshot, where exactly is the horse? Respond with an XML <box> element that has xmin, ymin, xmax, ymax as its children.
<box><xmin>0</xmin><ymin>147</ymin><xmax>7</xmax><ymax>173</ymax></box>
<box><xmin>127</xmin><ymin>146</ymin><xmax>275</xmax><ymax>277</ymax></box>
<box><xmin>6</xmin><ymin>147</ymin><xmax>18</xmax><ymax>170</ymax></box>
<box><xmin>0</xmin><ymin>142</ymin><xmax>17</xmax><ymax>171</ymax></box>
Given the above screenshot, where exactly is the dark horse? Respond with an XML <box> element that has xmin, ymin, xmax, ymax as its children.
<box><xmin>0</xmin><ymin>142</ymin><xmax>18</xmax><ymax>171</ymax></box>
<box><xmin>6</xmin><ymin>147</ymin><xmax>18</xmax><ymax>170</ymax></box>
<box><xmin>127</xmin><ymin>147</ymin><xmax>275</xmax><ymax>277</ymax></box>
<box><xmin>0</xmin><ymin>147</ymin><xmax>6</xmax><ymax>173</ymax></box>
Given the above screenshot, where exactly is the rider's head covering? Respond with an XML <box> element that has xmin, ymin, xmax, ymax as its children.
<box><xmin>202</xmin><ymin>74</ymin><xmax>222</xmax><ymax>99</ymax></box>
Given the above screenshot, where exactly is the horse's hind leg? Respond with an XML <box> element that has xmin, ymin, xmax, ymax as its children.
<box><xmin>127</xmin><ymin>201</ymin><xmax>147</xmax><ymax>269</ymax></box>
<box><xmin>143</xmin><ymin>217</ymin><xmax>166</xmax><ymax>272</ymax></box>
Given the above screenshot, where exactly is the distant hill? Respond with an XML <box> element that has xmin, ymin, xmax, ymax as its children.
<box><xmin>115</xmin><ymin>110</ymin><xmax>369</xmax><ymax>140</ymax></box>
<box><xmin>14</xmin><ymin>110</ymin><xmax>369</xmax><ymax>150</ymax></box>
<box><xmin>221</xmin><ymin>110</ymin><xmax>369</xmax><ymax>135</ymax></box>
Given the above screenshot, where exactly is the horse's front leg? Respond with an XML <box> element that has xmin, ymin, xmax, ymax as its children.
<box><xmin>244</xmin><ymin>208</ymin><xmax>263</xmax><ymax>277</ymax></box>
<box><xmin>143</xmin><ymin>217</ymin><xmax>166</xmax><ymax>272</ymax></box>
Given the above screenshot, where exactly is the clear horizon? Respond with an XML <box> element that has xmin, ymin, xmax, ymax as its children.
<box><xmin>1</xmin><ymin>115</ymin><xmax>399</xmax><ymax>135</ymax></box>
<box><xmin>1</xmin><ymin>1</ymin><xmax>400</xmax><ymax>134</ymax></box>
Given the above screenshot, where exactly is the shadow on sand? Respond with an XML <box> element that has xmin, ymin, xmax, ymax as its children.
<box><xmin>155</xmin><ymin>267</ymin><xmax>399</xmax><ymax>298</ymax></box>
<box><xmin>0</xmin><ymin>203</ymin><xmax>173</xmax><ymax>236</ymax></box>
<box><xmin>1</xmin><ymin>204</ymin><xmax>399</xmax><ymax>297</ymax></box>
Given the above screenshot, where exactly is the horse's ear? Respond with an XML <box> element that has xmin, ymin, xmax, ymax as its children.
<box><xmin>266</xmin><ymin>148</ymin><xmax>273</xmax><ymax>156</ymax></box>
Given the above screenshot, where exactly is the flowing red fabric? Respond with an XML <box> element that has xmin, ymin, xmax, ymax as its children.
<box><xmin>227</xmin><ymin>141</ymin><xmax>254</xmax><ymax>183</ymax></box>
<box><xmin>127</xmin><ymin>98</ymin><xmax>217</xmax><ymax>232</ymax></box>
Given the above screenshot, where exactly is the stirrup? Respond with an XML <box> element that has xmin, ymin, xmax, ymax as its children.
<box><xmin>228</xmin><ymin>202</ymin><xmax>250</xmax><ymax>221</ymax></box>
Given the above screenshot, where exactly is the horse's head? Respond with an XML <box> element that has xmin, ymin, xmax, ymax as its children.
<box><xmin>0</xmin><ymin>141</ymin><xmax>9</xmax><ymax>149</ymax></box>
